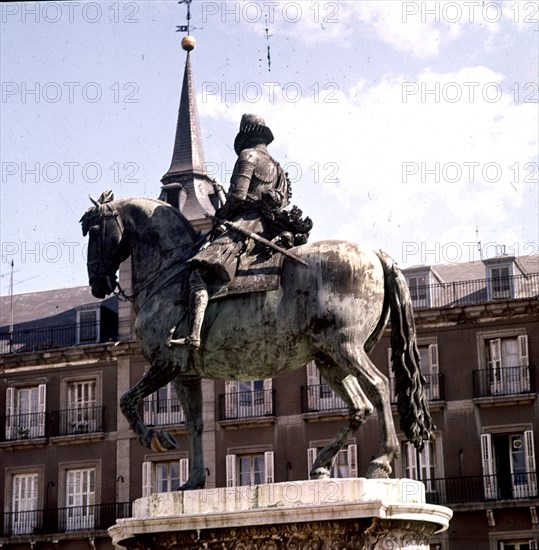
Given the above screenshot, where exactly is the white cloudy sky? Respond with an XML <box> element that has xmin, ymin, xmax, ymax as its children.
<box><xmin>1</xmin><ymin>0</ymin><xmax>538</xmax><ymax>294</ymax></box>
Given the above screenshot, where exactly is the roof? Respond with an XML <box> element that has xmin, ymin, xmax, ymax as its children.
<box><xmin>403</xmin><ymin>254</ymin><xmax>539</xmax><ymax>283</ymax></box>
<box><xmin>0</xmin><ymin>286</ymin><xmax>116</xmax><ymax>329</ymax></box>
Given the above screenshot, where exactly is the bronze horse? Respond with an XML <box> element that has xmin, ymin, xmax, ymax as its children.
<box><xmin>81</xmin><ymin>193</ymin><xmax>433</xmax><ymax>490</ymax></box>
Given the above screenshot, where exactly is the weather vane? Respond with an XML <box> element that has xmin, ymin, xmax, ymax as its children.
<box><xmin>177</xmin><ymin>0</ymin><xmax>194</xmax><ymax>35</ymax></box>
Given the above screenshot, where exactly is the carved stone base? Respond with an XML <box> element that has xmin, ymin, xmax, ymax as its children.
<box><xmin>109</xmin><ymin>479</ymin><xmax>452</xmax><ymax>550</ymax></box>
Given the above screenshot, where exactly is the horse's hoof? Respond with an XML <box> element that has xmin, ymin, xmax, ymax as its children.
<box><xmin>150</xmin><ymin>430</ymin><xmax>179</xmax><ymax>452</ymax></box>
<box><xmin>310</xmin><ymin>467</ymin><xmax>331</xmax><ymax>480</ymax></box>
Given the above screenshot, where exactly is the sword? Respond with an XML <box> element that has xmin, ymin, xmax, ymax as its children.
<box><xmin>204</xmin><ymin>213</ymin><xmax>309</xmax><ymax>267</ymax></box>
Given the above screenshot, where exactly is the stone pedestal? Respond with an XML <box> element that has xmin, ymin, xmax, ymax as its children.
<box><xmin>109</xmin><ymin>478</ymin><xmax>452</xmax><ymax>549</ymax></box>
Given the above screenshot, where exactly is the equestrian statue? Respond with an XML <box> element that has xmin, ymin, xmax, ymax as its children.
<box><xmin>81</xmin><ymin>114</ymin><xmax>433</xmax><ymax>490</ymax></box>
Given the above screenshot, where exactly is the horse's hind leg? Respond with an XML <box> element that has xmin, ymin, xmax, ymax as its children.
<box><xmin>120</xmin><ymin>361</ymin><xmax>180</xmax><ymax>452</ymax></box>
<box><xmin>172</xmin><ymin>376</ymin><xmax>206</xmax><ymax>490</ymax></box>
<box><xmin>315</xmin><ymin>346</ymin><xmax>399</xmax><ymax>479</ymax></box>
<box><xmin>310</xmin><ymin>358</ymin><xmax>374</xmax><ymax>479</ymax></box>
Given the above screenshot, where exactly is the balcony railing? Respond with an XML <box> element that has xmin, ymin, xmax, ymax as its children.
<box><xmin>408</xmin><ymin>272</ymin><xmax>539</xmax><ymax>309</ymax></box>
<box><xmin>218</xmin><ymin>390</ymin><xmax>275</xmax><ymax>421</ymax></box>
<box><xmin>1</xmin><ymin>502</ymin><xmax>132</xmax><ymax>536</ymax></box>
<box><xmin>1</xmin><ymin>406</ymin><xmax>105</xmax><ymax>442</ymax></box>
<box><xmin>473</xmin><ymin>365</ymin><xmax>535</xmax><ymax>398</ymax></box>
<box><xmin>390</xmin><ymin>374</ymin><xmax>445</xmax><ymax>404</ymax></box>
<box><xmin>0</xmin><ymin>319</ymin><xmax>132</xmax><ymax>355</ymax></box>
<box><xmin>422</xmin><ymin>472</ymin><xmax>538</xmax><ymax>505</ymax></box>
<box><xmin>143</xmin><ymin>397</ymin><xmax>185</xmax><ymax>426</ymax></box>
<box><xmin>301</xmin><ymin>384</ymin><xmax>347</xmax><ymax>413</ymax></box>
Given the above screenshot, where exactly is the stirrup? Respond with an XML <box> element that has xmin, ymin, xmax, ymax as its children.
<box><xmin>168</xmin><ymin>336</ymin><xmax>201</xmax><ymax>350</ymax></box>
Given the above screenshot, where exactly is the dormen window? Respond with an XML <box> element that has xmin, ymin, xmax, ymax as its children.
<box><xmin>404</xmin><ymin>271</ymin><xmax>431</xmax><ymax>308</ymax></box>
<box><xmin>490</xmin><ymin>265</ymin><xmax>513</xmax><ymax>300</ymax></box>
<box><xmin>76</xmin><ymin>307</ymin><xmax>100</xmax><ymax>344</ymax></box>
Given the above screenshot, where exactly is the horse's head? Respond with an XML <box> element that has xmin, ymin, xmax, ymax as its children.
<box><xmin>80</xmin><ymin>191</ymin><xmax>130</xmax><ymax>298</ymax></box>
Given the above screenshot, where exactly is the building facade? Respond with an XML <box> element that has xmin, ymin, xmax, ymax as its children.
<box><xmin>1</xmin><ymin>37</ymin><xmax>538</xmax><ymax>550</ymax></box>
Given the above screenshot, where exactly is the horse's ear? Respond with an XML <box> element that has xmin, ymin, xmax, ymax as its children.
<box><xmin>99</xmin><ymin>190</ymin><xmax>114</xmax><ymax>203</ymax></box>
<box><xmin>89</xmin><ymin>195</ymin><xmax>100</xmax><ymax>207</ymax></box>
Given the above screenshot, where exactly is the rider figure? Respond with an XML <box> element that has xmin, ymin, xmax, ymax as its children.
<box><xmin>169</xmin><ymin>114</ymin><xmax>288</xmax><ymax>350</ymax></box>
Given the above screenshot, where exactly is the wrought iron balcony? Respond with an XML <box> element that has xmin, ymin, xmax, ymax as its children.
<box><xmin>0</xmin><ymin>319</ymin><xmax>133</xmax><ymax>355</ymax></box>
<box><xmin>301</xmin><ymin>384</ymin><xmax>347</xmax><ymax>413</ymax></box>
<box><xmin>1</xmin><ymin>406</ymin><xmax>105</xmax><ymax>442</ymax></box>
<box><xmin>218</xmin><ymin>390</ymin><xmax>275</xmax><ymax>421</ymax></box>
<box><xmin>389</xmin><ymin>374</ymin><xmax>445</xmax><ymax>404</ymax></box>
<box><xmin>473</xmin><ymin>365</ymin><xmax>535</xmax><ymax>398</ymax></box>
<box><xmin>0</xmin><ymin>502</ymin><xmax>132</xmax><ymax>536</ymax></box>
<box><xmin>408</xmin><ymin>272</ymin><xmax>539</xmax><ymax>309</ymax></box>
<box><xmin>422</xmin><ymin>472</ymin><xmax>538</xmax><ymax>505</ymax></box>
<box><xmin>143</xmin><ymin>397</ymin><xmax>185</xmax><ymax>426</ymax></box>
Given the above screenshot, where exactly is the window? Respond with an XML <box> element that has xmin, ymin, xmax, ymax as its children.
<box><xmin>66</xmin><ymin>380</ymin><xmax>97</xmax><ymax>434</ymax></box>
<box><xmin>481</xmin><ymin>430</ymin><xmax>537</xmax><ymax>500</ymax></box>
<box><xmin>64</xmin><ymin>468</ymin><xmax>96</xmax><ymax>530</ymax></box>
<box><xmin>226</xmin><ymin>451</ymin><xmax>274</xmax><ymax>487</ymax></box>
<box><xmin>142</xmin><ymin>458</ymin><xmax>189</xmax><ymax>497</ymax></box>
<box><xmin>307</xmin><ymin>444</ymin><xmax>358</xmax><ymax>479</ymax></box>
<box><xmin>388</xmin><ymin>342</ymin><xmax>440</xmax><ymax>402</ymax></box>
<box><xmin>76</xmin><ymin>308</ymin><xmax>100</xmax><ymax>344</ymax></box>
<box><xmin>499</xmin><ymin>541</ymin><xmax>538</xmax><ymax>550</ymax></box>
<box><xmin>403</xmin><ymin>440</ymin><xmax>436</xmax><ymax>492</ymax></box>
<box><xmin>489</xmin><ymin>265</ymin><xmax>513</xmax><ymax>300</ymax></box>
<box><xmin>9</xmin><ymin>472</ymin><xmax>40</xmax><ymax>535</ymax></box>
<box><xmin>406</xmin><ymin>274</ymin><xmax>429</xmax><ymax>308</ymax></box>
<box><xmin>305</xmin><ymin>362</ymin><xmax>346</xmax><ymax>411</ymax></box>
<box><xmin>5</xmin><ymin>384</ymin><xmax>46</xmax><ymax>440</ymax></box>
<box><xmin>224</xmin><ymin>379</ymin><xmax>273</xmax><ymax>419</ymax></box>
<box><xmin>144</xmin><ymin>382</ymin><xmax>184</xmax><ymax>426</ymax></box>
<box><xmin>484</xmin><ymin>335</ymin><xmax>530</xmax><ymax>395</ymax></box>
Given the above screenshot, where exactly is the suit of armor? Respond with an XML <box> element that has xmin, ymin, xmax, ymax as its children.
<box><xmin>169</xmin><ymin>114</ymin><xmax>284</xmax><ymax>350</ymax></box>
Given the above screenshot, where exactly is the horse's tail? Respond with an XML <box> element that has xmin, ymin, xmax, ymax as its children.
<box><xmin>376</xmin><ymin>250</ymin><xmax>435</xmax><ymax>450</ymax></box>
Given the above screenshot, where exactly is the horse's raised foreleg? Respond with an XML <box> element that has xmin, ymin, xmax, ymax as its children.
<box><xmin>120</xmin><ymin>362</ymin><xmax>180</xmax><ymax>452</ymax></box>
<box><xmin>172</xmin><ymin>376</ymin><xmax>206</xmax><ymax>490</ymax></box>
<box><xmin>309</xmin><ymin>358</ymin><xmax>374</xmax><ymax>480</ymax></box>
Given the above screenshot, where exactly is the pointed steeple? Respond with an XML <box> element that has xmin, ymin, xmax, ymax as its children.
<box><xmin>161</xmin><ymin>36</ymin><xmax>216</xmax><ymax>231</ymax></box>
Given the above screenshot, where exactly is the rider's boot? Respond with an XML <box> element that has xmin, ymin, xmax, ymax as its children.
<box><xmin>168</xmin><ymin>273</ymin><xmax>208</xmax><ymax>350</ymax></box>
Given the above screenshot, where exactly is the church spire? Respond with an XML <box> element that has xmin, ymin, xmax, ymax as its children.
<box><xmin>160</xmin><ymin>14</ymin><xmax>216</xmax><ymax>230</ymax></box>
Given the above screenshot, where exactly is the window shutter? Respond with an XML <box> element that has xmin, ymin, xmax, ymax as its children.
<box><xmin>226</xmin><ymin>454</ymin><xmax>237</xmax><ymax>487</ymax></box>
<box><xmin>524</xmin><ymin>430</ymin><xmax>537</xmax><ymax>496</ymax></box>
<box><xmin>428</xmin><ymin>344</ymin><xmax>439</xmax><ymax>400</ymax></box>
<box><xmin>481</xmin><ymin>433</ymin><xmax>497</xmax><ymax>499</ymax></box>
<box><xmin>37</xmin><ymin>384</ymin><xmax>46</xmax><ymax>436</ymax></box>
<box><xmin>307</xmin><ymin>447</ymin><xmax>318</xmax><ymax>478</ymax></box>
<box><xmin>179</xmin><ymin>458</ymin><xmax>189</xmax><ymax>486</ymax></box>
<box><xmin>225</xmin><ymin>381</ymin><xmax>239</xmax><ymax>419</ymax></box>
<box><xmin>387</xmin><ymin>348</ymin><xmax>396</xmax><ymax>402</ymax></box>
<box><xmin>142</xmin><ymin>462</ymin><xmax>153</xmax><ymax>497</ymax></box>
<box><xmin>306</xmin><ymin>362</ymin><xmax>320</xmax><ymax>410</ymax></box>
<box><xmin>405</xmin><ymin>442</ymin><xmax>418</xmax><ymax>480</ymax></box>
<box><xmin>529</xmin><ymin>540</ymin><xmax>538</xmax><ymax>550</ymax></box>
<box><xmin>488</xmin><ymin>339</ymin><xmax>503</xmax><ymax>394</ymax></box>
<box><xmin>263</xmin><ymin>379</ymin><xmax>273</xmax><ymax>416</ymax></box>
<box><xmin>348</xmin><ymin>444</ymin><xmax>358</xmax><ymax>478</ymax></box>
<box><xmin>143</xmin><ymin>393</ymin><xmax>154</xmax><ymax>425</ymax></box>
<box><xmin>6</xmin><ymin>387</ymin><xmax>14</xmax><ymax>440</ymax></box>
<box><xmin>264</xmin><ymin>451</ymin><xmax>274</xmax><ymax>484</ymax></box>
<box><xmin>518</xmin><ymin>335</ymin><xmax>531</xmax><ymax>392</ymax></box>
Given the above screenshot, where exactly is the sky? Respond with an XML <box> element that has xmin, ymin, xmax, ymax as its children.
<box><xmin>1</xmin><ymin>0</ymin><xmax>538</xmax><ymax>296</ymax></box>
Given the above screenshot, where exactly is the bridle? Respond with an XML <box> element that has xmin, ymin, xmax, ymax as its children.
<box><xmin>85</xmin><ymin>201</ymin><xmax>188</xmax><ymax>306</ymax></box>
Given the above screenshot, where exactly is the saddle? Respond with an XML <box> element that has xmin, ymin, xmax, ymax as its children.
<box><xmin>209</xmin><ymin>250</ymin><xmax>284</xmax><ymax>300</ymax></box>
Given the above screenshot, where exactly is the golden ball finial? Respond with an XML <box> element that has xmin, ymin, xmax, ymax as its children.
<box><xmin>181</xmin><ymin>35</ymin><xmax>196</xmax><ymax>52</ymax></box>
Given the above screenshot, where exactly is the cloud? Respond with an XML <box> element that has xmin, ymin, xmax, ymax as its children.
<box><xmin>201</xmin><ymin>64</ymin><xmax>538</xmax><ymax>264</ymax></box>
